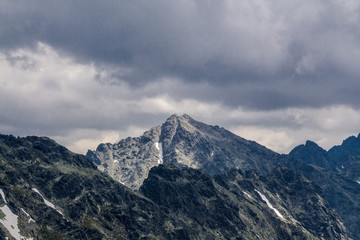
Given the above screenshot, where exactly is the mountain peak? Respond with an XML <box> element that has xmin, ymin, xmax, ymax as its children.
<box><xmin>164</xmin><ymin>113</ymin><xmax>194</xmax><ymax>127</ymax></box>
<box><xmin>305</xmin><ymin>140</ymin><xmax>321</xmax><ymax>148</ymax></box>
<box><xmin>289</xmin><ymin>140</ymin><xmax>335</xmax><ymax>170</ymax></box>
<box><xmin>290</xmin><ymin>140</ymin><xmax>326</xmax><ymax>154</ymax></box>
<box><xmin>328</xmin><ymin>133</ymin><xmax>360</xmax><ymax>162</ymax></box>
<box><xmin>167</xmin><ymin>113</ymin><xmax>192</xmax><ymax>120</ymax></box>
<box><xmin>88</xmin><ymin>114</ymin><xmax>280</xmax><ymax>189</ymax></box>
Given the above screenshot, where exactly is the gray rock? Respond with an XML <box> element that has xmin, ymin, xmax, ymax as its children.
<box><xmin>88</xmin><ymin>114</ymin><xmax>281</xmax><ymax>189</ymax></box>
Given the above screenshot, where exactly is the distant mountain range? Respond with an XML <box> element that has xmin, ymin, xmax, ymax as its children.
<box><xmin>0</xmin><ymin>114</ymin><xmax>359</xmax><ymax>239</ymax></box>
<box><xmin>89</xmin><ymin>114</ymin><xmax>360</xmax><ymax>239</ymax></box>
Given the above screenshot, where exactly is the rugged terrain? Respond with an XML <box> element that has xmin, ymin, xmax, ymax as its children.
<box><xmin>289</xmin><ymin>139</ymin><xmax>360</xmax><ymax>239</ymax></box>
<box><xmin>141</xmin><ymin>164</ymin><xmax>347</xmax><ymax>240</ymax></box>
<box><xmin>87</xmin><ymin>114</ymin><xmax>281</xmax><ymax>189</ymax></box>
<box><xmin>90</xmin><ymin>114</ymin><xmax>360</xmax><ymax>239</ymax></box>
<box><xmin>0</xmin><ymin>134</ymin><xmax>349</xmax><ymax>239</ymax></box>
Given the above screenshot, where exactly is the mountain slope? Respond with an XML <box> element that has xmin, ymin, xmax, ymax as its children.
<box><xmin>0</xmin><ymin>134</ymin><xmax>349</xmax><ymax>239</ymax></box>
<box><xmin>87</xmin><ymin>114</ymin><xmax>281</xmax><ymax>189</ymax></box>
<box><xmin>140</xmin><ymin>164</ymin><xmax>348</xmax><ymax>240</ymax></box>
<box><xmin>0</xmin><ymin>135</ymin><xmax>191</xmax><ymax>239</ymax></box>
<box><xmin>288</xmin><ymin>140</ymin><xmax>360</xmax><ymax>240</ymax></box>
<box><xmin>328</xmin><ymin>134</ymin><xmax>360</xmax><ymax>182</ymax></box>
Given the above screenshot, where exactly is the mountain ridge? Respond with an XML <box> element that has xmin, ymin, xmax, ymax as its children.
<box><xmin>0</xmin><ymin>133</ymin><xmax>349</xmax><ymax>239</ymax></box>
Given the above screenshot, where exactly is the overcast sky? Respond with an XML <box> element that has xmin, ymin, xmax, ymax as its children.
<box><xmin>1</xmin><ymin>0</ymin><xmax>360</xmax><ymax>154</ymax></box>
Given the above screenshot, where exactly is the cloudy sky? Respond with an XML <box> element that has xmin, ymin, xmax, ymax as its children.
<box><xmin>1</xmin><ymin>0</ymin><xmax>360</xmax><ymax>154</ymax></box>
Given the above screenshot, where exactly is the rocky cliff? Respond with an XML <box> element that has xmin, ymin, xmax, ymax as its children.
<box><xmin>87</xmin><ymin>114</ymin><xmax>281</xmax><ymax>189</ymax></box>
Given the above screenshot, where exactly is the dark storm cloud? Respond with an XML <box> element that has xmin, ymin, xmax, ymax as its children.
<box><xmin>1</xmin><ymin>0</ymin><xmax>360</xmax><ymax>110</ymax></box>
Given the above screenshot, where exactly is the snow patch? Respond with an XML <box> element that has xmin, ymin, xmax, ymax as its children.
<box><xmin>32</xmin><ymin>188</ymin><xmax>63</xmax><ymax>216</ymax></box>
<box><xmin>0</xmin><ymin>189</ymin><xmax>7</xmax><ymax>204</ymax></box>
<box><xmin>0</xmin><ymin>189</ymin><xmax>33</xmax><ymax>240</ymax></box>
<box><xmin>357</xmin><ymin>181</ymin><xmax>360</xmax><ymax>184</ymax></box>
<box><xmin>210</xmin><ymin>152</ymin><xmax>214</xmax><ymax>157</ymax></box>
<box><xmin>255</xmin><ymin>189</ymin><xmax>284</xmax><ymax>219</ymax></box>
<box><xmin>155</xmin><ymin>142</ymin><xmax>163</xmax><ymax>164</ymax></box>
<box><xmin>0</xmin><ymin>204</ymin><xmax>21</xmax><ymax>240</ymax></box>
<box><xmin>243</xmin><ymin>191</ymin><xmax>253</xmax><ymax>199</ymax></box>
<box><xmin>114</xmin><ymin>160</ymin><xmax>119</xmax><ymax>163</ymax></box>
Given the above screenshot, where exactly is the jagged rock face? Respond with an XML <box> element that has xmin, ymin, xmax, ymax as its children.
<box><xmin>0</xmin><ymin>134</ymin><xmax>349</xmax><ymax>239</ymax></box>
<box><xmin>84</xmin><ymin>115</ymin><xmax>176</xmax><ymax>189</ymax></box>
<box><xmin>266</xmin><ymin>167</ymin><xmax>347</xmax><ymax>239</ymax></box>
<box><xmin>289</xmin><ymin>134</ymin><xmax>360</xmax><ymax>239</ymax></box>
<box><xmin>328</xmin><ymin>134</ymin><xmax>360</xmax><ymax>182</ymax></box>
<box><xmin>329</xmin><ymin>134</ymin><xmax>360</xmax><ymax>162</ymax></box>
<box><xmin>289</xmin><ymin>135</ymin><xmax>360</xmax><ymax>184</ymax></box>
<box><xmin>287</xmin><ymin>151</ymin><xmax>360</xmax><ymax>239</ymax></box>
<box><xmin>289</xmin><ymin>140</ymin><xmax>337</xmax><ymax>170</ymax></box>
<box><xmin>87</xmin><ymin>125</ymin><xmax>163</xmax><ymax>189</ymax></box>
<box><xmin>88</xmin><ymin>114</ymin><xmax>281</xmax><ymax>189</ymax></box>
<box><xmin>140</xmin><ymin>164</ymin><xmax>348</xmax><ymax>240</ymax></box>
<box><xmin>159</xmin><ymin>114</ymin><xmax>280</xmax><ymax>174</ymax></box>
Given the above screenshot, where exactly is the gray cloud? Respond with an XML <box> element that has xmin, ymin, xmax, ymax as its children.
<box><xmin>1</xmin><ymin>0</ymin><xmax>360</xmax><ymax>153</ymax></box>
<box><xmin>2</xmin><ymin>0</ymin><xmax>360</xmax><ymax>109</ymax></box>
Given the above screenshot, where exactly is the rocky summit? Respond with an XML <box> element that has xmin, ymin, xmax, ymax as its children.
<box><xmin>0</xmin><ymin>134</ymin><xmax>349</xmax><ymax>239</ymax></box>
<box><xmin>87</xmin><ymin>114</ymin><xmax>281</xmax><ymax>189</ymax></box>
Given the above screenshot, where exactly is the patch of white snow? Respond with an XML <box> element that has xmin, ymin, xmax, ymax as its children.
<box><xmin>0</xmin><ymin>204</ymin><xmax>22</xmax><ymax>240</ymax></box>
<box><xmin>243</xmin><ymin>191</ymin><xmax>253</xmax><ymax>199</ymax></box>
<box><xmin>0</xmin><ymin>189</ymin><xmax>7</xmax><ymax>204</ymax></box>
<box><xmin>155</xmin><ymin>142</ymin><xmax>163</xmax><ymax>164</ymax></box>
<box><xmin>255</xmin><ymin>189</ymin><xmax>284</xmax><ymax>219</ymax></box>
<box><xmin>31</xmin><ymin>188</ymin><xmax>63</xmax><ymax>216</ymax></box>
<box><xmin>210</xmin><ymin>152</ymin><xmax>214</xmax><ymax>157</ymax></box>
<box><xmin>114</xmin><ymin>160</ymin><xmax>119</xmax><ymax>163</ymax></box>
<box><xmin>357</xmin><ymin>181</ymin><xmax>360</xmax><ymax>184</ymax></box>
<box><xmin>0</xmin><ymin>189</ymin><xmax>33</xmax><ymax>240</ymax></box>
